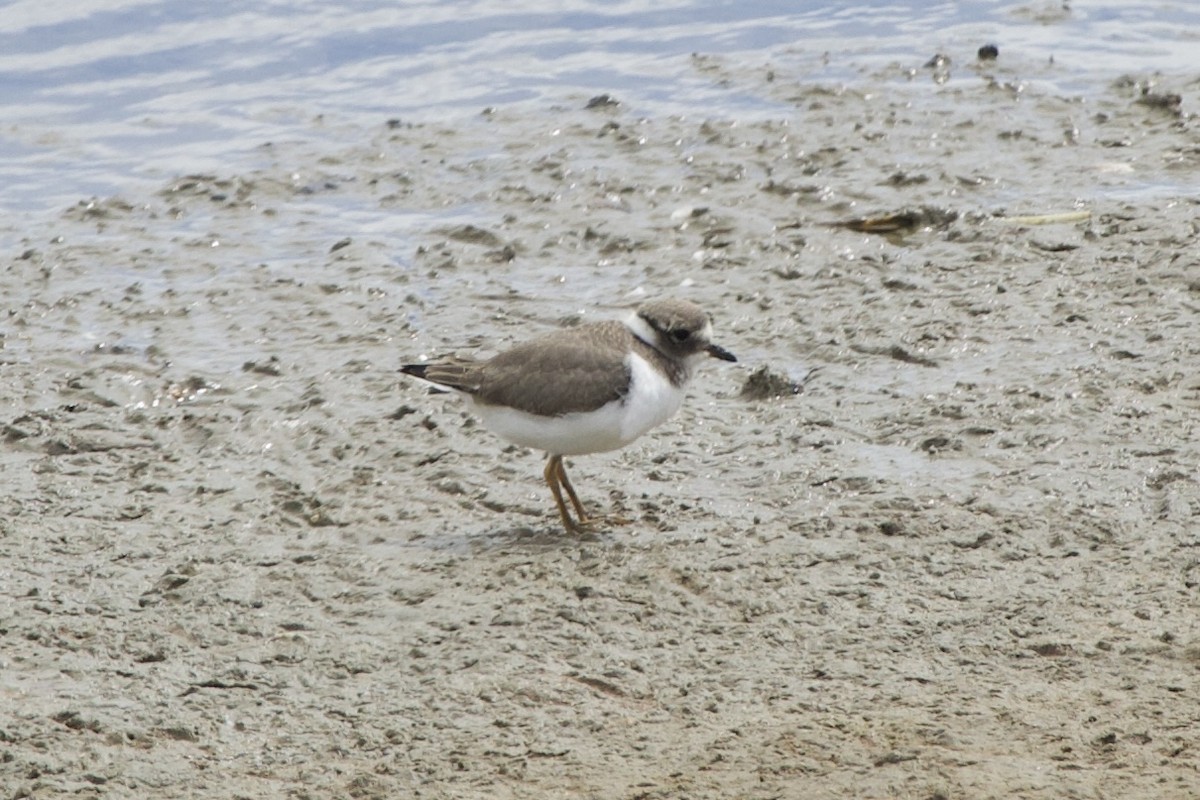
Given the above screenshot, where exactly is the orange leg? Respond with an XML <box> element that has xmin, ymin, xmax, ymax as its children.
<box><xmin>543</xmin><ymin>455</ymin><xmax>580</xmax><ymax>533</ymax></box>
<box><xmin>555</xmin><ymin>457</ymin><xmax>589</xmax><ymax>524</ymax></box>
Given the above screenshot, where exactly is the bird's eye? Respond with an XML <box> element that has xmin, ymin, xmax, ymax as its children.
<box><xmin>670</xmin><ymin>329</ymin><xmax>690</xmax><ymax>343</ymax></box>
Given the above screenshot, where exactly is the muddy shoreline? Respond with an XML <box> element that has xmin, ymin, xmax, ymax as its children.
<box><xmin>2</xmin><ymin>56</ymin><xmax>1199</xmax><ymax>798</ymax></box>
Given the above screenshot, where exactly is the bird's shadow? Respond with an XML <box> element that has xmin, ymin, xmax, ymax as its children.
<box><xmin>467</xmin><ymin>522</ymin><xmax>614</xmax><ymax>552</ymax></box>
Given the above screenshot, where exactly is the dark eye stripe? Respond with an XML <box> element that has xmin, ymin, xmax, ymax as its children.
<box><xmin>640</xmin><ymin>312</ymin><xmax>670</xmax><ymax>335</ymax></box>
<box><xmin>639</xmin><ymin>311</ymin><xmax>702</xmax><ymax>345</ymax></box>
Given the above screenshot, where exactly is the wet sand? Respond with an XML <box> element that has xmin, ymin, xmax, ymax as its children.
<box><xmin>2</xmin><ymin>55</ymin><xmax>1199</xmax><ymax>798</ymax></box>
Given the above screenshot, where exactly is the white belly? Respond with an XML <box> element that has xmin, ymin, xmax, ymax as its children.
<box><xmin>468</xmin><ymin>353</ymin><xmax>687</xmax><ymax>456</ymax></box>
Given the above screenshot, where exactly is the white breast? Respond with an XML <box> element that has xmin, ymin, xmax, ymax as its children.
<box><xmin>619</xmin><ymin>351</ymin><xmax>687</xmax><ymax>442</ymax></box>
<box><xmin>467</xmin><ymin>351</ymin><xmax>688</xmax><ymax>457</ymax></box>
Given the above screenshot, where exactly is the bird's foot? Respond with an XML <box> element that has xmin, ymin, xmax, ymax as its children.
<box><xmin>566</xmin><ymin>512</ymin><xmax>631</xmax><ymax>534</ymax></box>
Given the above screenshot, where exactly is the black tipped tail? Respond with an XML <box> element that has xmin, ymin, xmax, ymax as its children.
<box><xmin>400</xmin><ymin>360</ymin><xmax>475</xmax><ymax>393</ymax></box>
<box><xmin>400</xmin><ymin>364</ymin><xmax>429</xmax><ymax>379</ymax></box>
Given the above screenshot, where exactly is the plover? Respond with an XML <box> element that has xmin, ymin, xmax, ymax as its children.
<box><xmin>400</xmin><ymin>298</ymin><xmax>737</xmax><ymax>532</ymax></box>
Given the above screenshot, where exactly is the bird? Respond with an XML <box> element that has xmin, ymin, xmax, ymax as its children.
<box><xmin>400</xmin><ymin>298</ymin><xmax>737</xmax><ymax>533</ymax></box>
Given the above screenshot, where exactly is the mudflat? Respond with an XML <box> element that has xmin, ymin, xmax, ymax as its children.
<box><xmin>3</xmin><ymin>55</ymin><xmax>1198</xmax><ymax>799</ymax></box>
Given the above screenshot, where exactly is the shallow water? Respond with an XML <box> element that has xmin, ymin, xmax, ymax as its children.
<box><xmin>3</xmin><ymin>0</ymin><xmax>1199</xmax><ymax>215</ymax></box>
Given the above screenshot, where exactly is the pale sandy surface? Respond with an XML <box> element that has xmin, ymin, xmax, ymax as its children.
<box><xmin>2</xmin><ymin>55</ymin><xmax>1199</xmax><ymax>799</ymax></box>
